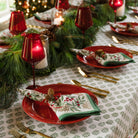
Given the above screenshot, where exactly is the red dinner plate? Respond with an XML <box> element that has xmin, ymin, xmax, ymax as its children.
<box><xmin>77</xmin><ymin>46</ymin><xmax>133</xmax><ymax>69</ymax></box>
<box><xmin>110</xmin><ymin>22</ymin><xmax>138</xmax><ymax>36</ymax></box>
<box><xmin>133</xmin><ymin>9</ymin><xmax>138</xmax><ymax>14</ymax></box>
<box><xmin>22</xmin><ymin>84</ymin><xmax>98</xmax><ymax>125</ymax></box>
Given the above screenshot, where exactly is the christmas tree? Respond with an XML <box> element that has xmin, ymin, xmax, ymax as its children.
<box><xmin>15</xmin><ymin>0</ymin><xmax>55</xmax><ymax>18</ymax></box>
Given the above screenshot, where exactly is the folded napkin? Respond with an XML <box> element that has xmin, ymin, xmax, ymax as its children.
<box><xmin>128</xmin><ymin>6</ymin><xmax>138</xmax><ymax>11</ymax></box>
<box><xmin>94</xmin><ymin>49</ymin><xmax>135</xmax><ymax>66</ymax></box>
<box><xmin>18</xmin><ymin>88</ymin><xmax>46</xmax><ymax>101</ymax></box>
<box><xmin>71</xmin><ymin>48</ymin><xmax>135</xmax><ymax>66</ymax></box>
<box><xmin>48</xmin><ymin>93</ymin><xmax>100</xmax><ymax>121</ymax></box>
<box><xmin>108</xmin><ymin>22</ymin><xmax>138</xmax><ymax>34</ymax></box>
<box><xmin>34</xmin><ymin>12</ymin><xmax>51</xmax><ymax>21</ymax></box>
<box><xmin>18</xmin><ymin>88</ymin><xmax>100</xmax><ymax>121</ymax></box>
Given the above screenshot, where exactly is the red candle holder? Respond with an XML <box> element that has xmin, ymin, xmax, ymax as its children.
<box><xmin>9</xmin><ymin>11</ymin><xmax>27</xmax><ymax>35</ymax></box>
<box><xmin>22</xmin><ymin>33</ymin><xmax>45</xmax><ymax>90</ymax></box>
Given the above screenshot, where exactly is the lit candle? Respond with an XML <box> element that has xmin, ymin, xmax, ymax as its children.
<box><xmin>32</xmin><ymin>45</ymin><xmax>44</xmax><ymax>58</ymax></box>
<box><xmin>35</xmin><ymin>35</ymin><xmax>49</xmax><ymax>69</ymax></box>
<box><xmin>53</xmin><ymin>11</ymin><xmax>64</xmax><ymax>25</ymax></box>
<box><xmin>116</xmin><ymin>0</ymin><xmax>125</xmax><ymax>17</ymax></box>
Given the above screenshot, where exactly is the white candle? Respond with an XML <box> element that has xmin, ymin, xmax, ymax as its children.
<box><xmin>35</xmin><ymin>48</ymin><xmax>48</xmax><ymax>69</ymax></box>
<box><xmin>54</xmin><ymin>16</ymin><xmax>64</xmax><ymax>25</ymax></box>
<box><xmin>53</xmin><ymin>11</ymin><xmax>64</xmax><ymax>25</ymax></box>
<box><xmin>116</xmin><ymin>0</ymin><xmax>125</xmax><ymax>17</ymax></box>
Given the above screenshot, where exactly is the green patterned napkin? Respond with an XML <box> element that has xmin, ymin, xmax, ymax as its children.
<box><xmin>48</xmin><ymin>93</ymin><xmax>100</xmax><ymax>121</ymax></box>
<box><xmin>18</xmin><ymin>89</ymin><xmax>100</xmax><ymax>121</ymax></box>
<box><xmin>71</xmin><ymin>48</ymin><xmax>135</xmax><ymax>66</ymax></box>
<box><xmin>94</xmin><ymin>51</ymin><xmax>135</xmax><ymax>66</ymax></box>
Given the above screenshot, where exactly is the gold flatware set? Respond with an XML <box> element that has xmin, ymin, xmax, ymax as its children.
<box><xmin>77</xmin><ymin>67</ymin><xmax>119</xmax><ymax>83</ymax></box>
<box><xmin>112</xmin><ymin>35</ymin><xmax>138</xmax><ymax>46</ymax></box>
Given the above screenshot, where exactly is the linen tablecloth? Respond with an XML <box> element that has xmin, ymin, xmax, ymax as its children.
<box><xmin>0</xmin><ymin>10</ymin><xmax>138</xmax><ymax>138</ymax></box>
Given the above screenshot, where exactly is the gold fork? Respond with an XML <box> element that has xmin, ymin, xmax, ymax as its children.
<box><xmin>16</xmin><ymin>122</ymin><xmax>52</xmax><ymax>138</ymax></box>
<box><xmin>10</xmin><ymin>128</ymin><xmax>27</xmax><ymax>138</ymax></box>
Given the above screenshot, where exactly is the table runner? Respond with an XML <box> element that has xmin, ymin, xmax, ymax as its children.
<box><xmin>0</xmin><ymin>11</ymin><xmax>138</xmax><ymax>138</ymax></box>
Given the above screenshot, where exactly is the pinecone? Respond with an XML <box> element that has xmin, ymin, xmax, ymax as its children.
<box><xmin>41</xmin><ymin>25</ymin><xmax>57</xmax><ymax>42</ymax></box>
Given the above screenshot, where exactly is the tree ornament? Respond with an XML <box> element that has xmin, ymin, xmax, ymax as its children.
<box><xmin>22</xmin><ymin>1</ymin><xmax>29</xmax><ymax>9</ymax></box>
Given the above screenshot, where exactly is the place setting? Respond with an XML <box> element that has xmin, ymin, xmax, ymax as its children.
<box><xmin>128</xmin><ymin>5</ymin><xmax>138</xmax><ymax>14</ymax></box>
<box><xmin>103</xmin><ymin>0</ymin><xmax>138</xmax><ymax>48</ymax></box>
<box><xmin>71</xmin><ymin>46</ymin><xmax>135</xmax><ymax>69</ymax></box>
<box><xmin>18</xmin><ymin>83</ymin><xmax>101</xmax><ymax>125</ymax></box>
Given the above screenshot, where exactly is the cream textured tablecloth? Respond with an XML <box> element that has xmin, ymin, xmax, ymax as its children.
<box><xmin>0</xmin><ymin>9</ymin><xmax>138</xmax><ymax>138</ymax></box>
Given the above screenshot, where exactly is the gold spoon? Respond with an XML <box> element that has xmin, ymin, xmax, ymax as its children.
<box><xmin>112</xmin><ymin>36</ymin><xmax>123</xmax><ymax>44</ymax></box>
<box><xmin>77</xmin><ymin>67</ymin><xmax>118</xmax><ymax>83</ymax></box>
<box><xmin>71</xmin><ymin>80</ymin><xmax>109</xmax><ymax>97</ymax></box>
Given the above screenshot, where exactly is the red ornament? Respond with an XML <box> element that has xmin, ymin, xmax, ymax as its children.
<box><xmin>22</xmin><ymin>1</ymin><xmax>29</xmax><ymax>9</ymax></box>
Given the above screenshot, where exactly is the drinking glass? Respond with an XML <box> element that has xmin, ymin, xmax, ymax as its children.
<box><xmin>21</xmin><ymin>33</ymin><xmax>45</xmax><ymax>89</ymax></box>
<box><xmin>9</xmin><ymin>11</ymin><xmax>27</xmax><ymax>35</ymax></box>
<box><xmin>55</xmin><ymin>0</ymin><xmax>70</xmax><ymax>10</ymax></box>
<box><xmin>75</xmin><ymin>6</ymin><xmax>93</xmax><ymax>34</ymax></box>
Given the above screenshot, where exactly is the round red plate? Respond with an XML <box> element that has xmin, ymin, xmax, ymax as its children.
<box><xmin>110</xmin><ymin>22</ymin><xmax>138</xmax><ymax>36</ymax></box>
<box><xmin>133</xmin><ymin>9</ymin><xmax>138</xmax><ymax>14</ymax></box>
<box><xmin>77</xmin><ymin>46</ymin><xmax>133</xmax><ymax>69</ymax></box>
<box><xmin>22</xmin><ymin>84</ymin><xmax>98</xmax><ymax>125</ymax></box>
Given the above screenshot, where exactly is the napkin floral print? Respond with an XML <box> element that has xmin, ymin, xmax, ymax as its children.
<box><xmin>48</xmin><ymin>93</ymin><xmax>101</xmax><ymax>121</ymax></box>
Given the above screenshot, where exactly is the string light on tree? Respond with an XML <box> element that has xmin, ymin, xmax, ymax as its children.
<box><xmin>18</xmin><ymin>1</ymin><xmax>22</xmax><ymax>5</ymax></box>
<box><xmin>44</xmin><ymin>5</ymin><xmax>47</xmax><ymax>8</ymax></box>
<box><xmin>15</xmin><ymin>0</ymin><xmax>55</xmax><ymax>18</ymax></box>
<box><xmin>32</xmin><ymin>6</ymin><xmax>36</xmax><ymax>11</ymax></box>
